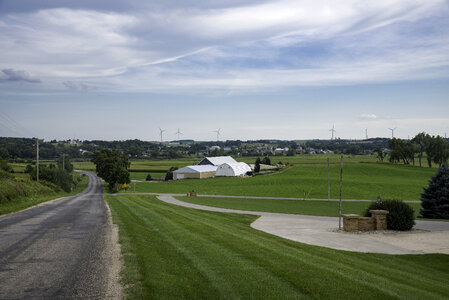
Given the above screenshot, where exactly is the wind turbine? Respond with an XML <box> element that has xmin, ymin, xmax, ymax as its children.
<box><xmin>329</xmin><ymin>125</ymin><xmax>336</xmax><ymax>140</ymax></box>
<box><xmin>388</xmin><ymin>127</ymin><xmax>397</xmax><ymax>139</ymax></box>
<box><xmin>365</xmin><ymin>128</ymin><xmax>368</xmax><ymax>140</ymax></box>
<box><xmin>175</xmin><ymin>128</ymin><xmax>183</xmax><ymax>140</ymax></box>
<box><xmin>158</xmin><ymin>127</ymin><xmax>166</xmax><ymax>143</ymax></box>
<box><xmin>213</xmin><ymin>128</ymin><xmax>221</xmax><ymax>141</ymax></box>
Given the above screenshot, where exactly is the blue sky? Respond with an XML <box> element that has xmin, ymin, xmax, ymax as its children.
<box><xmin>1</xmin><ymin>0</ymin><xmax>448</xmax><ymax>141</ymax></box>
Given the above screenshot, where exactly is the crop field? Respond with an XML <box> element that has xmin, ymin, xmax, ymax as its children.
<box><xmin>176</xmin><ymin>196</ymin><xmax>422</xmax><ymax>217</ymax></box>
<box><xmin>106</xmin><ymin>194</ymin><xmax>449</xmax><ymax>299</ymax></box>
<box><xmin>21</xmin><ymin>155</ymin><xmax>437</xmax><ymax>200</ymax></box>
<box><xmin>127</xmin><ymin>162</ymin><xmax>435</xmax><ymax>201</ymax></box>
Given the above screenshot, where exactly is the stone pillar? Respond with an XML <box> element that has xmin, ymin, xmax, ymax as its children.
<box><xmin>370</xmin><ymin>210</ymin><xmax>389</xmax><ymax>230</ymax></box>
<box><xmin>342</xmin><ymin>214</ymin><xmax>359</xmax><ymax>232</ymax></box>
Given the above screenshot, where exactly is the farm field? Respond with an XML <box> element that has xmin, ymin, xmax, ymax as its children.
<box><xmin>176</xmin><ymin>196</ymin><xmax>422</xmax><ymax>217</ymax></box>
<box><xmin>106</xmin><ymin>194</ymin><xmax>449</xmax><ymax>299</ymax></box>
<box><xmin>126</xmin><ymin>162</ymin><xmax>435</xmax><ymax>201</ymax></box>
<box><xmin>29</xmin><ymin>155</ymin><xmax>438</xmax><ymax>200</ymax></box>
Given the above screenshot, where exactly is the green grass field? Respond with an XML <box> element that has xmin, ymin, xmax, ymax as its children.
<box><xmin>176</xmin><ymin>196</ymin><xmax>422</xmax><ymax>217</ymax></box>
<box><xmin>126</xmin><ymin>162</ymin><xmax>435</xmax><ymax>201</ymax></box>
<box><xmin>106</xmin><ymin>194</ymin><xmax>449</xmax><ymax>299</ymax></box>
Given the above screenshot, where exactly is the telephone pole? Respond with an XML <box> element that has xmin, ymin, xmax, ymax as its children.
<box><xmin>327</xmin><ymin>157</ymin><xmax>330</xmax><ymax>201</ymax></box>
<box><xmin>338</xmin><ymin>153</ymin><xmax>343</xmax><ymax>230</ymax></box>
<box><xmin>36</xmin><ymin>138</ymin><xmax>39</xmax><ymax>182</ymax></box>
<box><xmin>62</xmin><ymin>153</ymin><xmax>65</xmax><ymax>171</ymax></box>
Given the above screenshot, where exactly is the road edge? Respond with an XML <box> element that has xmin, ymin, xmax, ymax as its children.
<box><xmin>104</xmin><ymin>199</ymin><xmax>124</xmax><ymax>299</ymax></box>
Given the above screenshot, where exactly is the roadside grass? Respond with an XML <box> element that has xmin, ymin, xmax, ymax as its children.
<box><xmin>129</xmin><ymin>171</ymin><xmax>165</xmax><ymax>181</ymax></box>
<box><xmin>127</xmin><ymin>163</ymin><xmax>435</xmax><ymax>201</ymax></box>
<box><xmin>106</xmin><ymin>194</ymin><xmax>449</xmax><ymax>299</ymax></box>
<box><xmin>0</xmin><ymin>174</ymin><xmax>89</xmax><ymax>216</ymax></box>
<box><xmin>176</xmin><ymin>196</ymin><xmax>423</xmax><ymax>218</ymax></box>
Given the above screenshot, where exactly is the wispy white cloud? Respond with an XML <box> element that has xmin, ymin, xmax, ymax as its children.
<box><xmin>0</xmin><ymin>0</ymin><xmax>448</xmax><ymax>94</ymax></box>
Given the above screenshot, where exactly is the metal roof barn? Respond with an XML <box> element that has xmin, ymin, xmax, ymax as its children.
<box><xmin>216</xmin><ymin>162</ymin><xmax>252</xmax><ymax>177</ymax></box>
<box><xmin>173</xmin><ymin>165</ymin><xmax>217</xmax><ymax>180</ymax></box>
<box><xmin>198</xmin><ymin>156</ymin><xmax>237</xmax><ymax>166</ymax></box>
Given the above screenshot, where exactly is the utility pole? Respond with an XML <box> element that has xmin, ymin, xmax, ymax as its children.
<box><xmin>36</xmin><ymin>138</ymin><xmax>39</xmax><ymax>183</ymax></box>
<box><xmin>327</xmin><ymin>157</ymin><xmax>330</xmax><ymax>201</ymax></box>
<box><xmin>62</xmin><ymin>153</ymin><xmax>65</xmax><ymax>171</ymax></box>
<box><xmin>338</xmin><ymin>153</ymin><xmax>343</xmax><ymax>230</ymax></box>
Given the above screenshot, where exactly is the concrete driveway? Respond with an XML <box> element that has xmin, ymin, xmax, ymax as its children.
<box><xmin>157</xmin><ymin>195</ymin><xmax>449</xmax><ymax>255</ymax></box>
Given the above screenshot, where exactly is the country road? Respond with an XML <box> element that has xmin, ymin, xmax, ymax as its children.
<box><xmin>0</xmin><ymin>172</ymin><xmax>121</xmax><ymax>299</ymax></box>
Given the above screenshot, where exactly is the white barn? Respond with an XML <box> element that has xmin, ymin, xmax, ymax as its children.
<box><xmin>216</xmin><ymin>162</ymin><xmax>252</xmax><ymax>177</ymax></box>
<box><xmin>173</xmin><ymin>165</ymin><xmax>218</xmax><ymax>180</ymax></box>
<box><xmin>198</xmin><ymin>156</ymin><xmax>237</xmax><ymax>166</ymax></box>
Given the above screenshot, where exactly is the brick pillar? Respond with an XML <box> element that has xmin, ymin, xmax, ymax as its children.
<box><xmin>342</xmin><ymin>214</ymin><xmax>359</xmax><ymax>232</ymax></box>
<box><xmin>369</xmin><ymin>210</ymin><xmax>389</xmax><ymax>230</ymax></box>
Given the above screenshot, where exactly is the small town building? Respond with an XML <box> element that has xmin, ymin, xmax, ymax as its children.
<box><xmin>198</xmin><ymin>156</ymin><xmax>237</xmax><ymax>166</ymax></box>
<box><xmin>216</xmin><ymin>162</ymin><xmax>252</xmax><ymax>177</ymax></box>
<box><xmin>173</xmin><ymin>165</ymin><xmax>217</xmax><ymax>180</ymax></box>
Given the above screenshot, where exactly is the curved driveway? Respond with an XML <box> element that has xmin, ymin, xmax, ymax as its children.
<box><xmin>157</xmin><ymin>194</ymin><xmax>449</xmax><ymax>255</ymax></box>
<box><xmin>0</xmin><ymin>172</ymin><xmax>121</xmax><ymax>299</ymax></box>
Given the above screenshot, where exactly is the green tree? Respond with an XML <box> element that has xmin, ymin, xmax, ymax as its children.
<box><xmin>254</xmin><ymin>157</ymin><xmax>261</xmax><ymax>173</ymax></box>
<box><xmin>420</xmin><ymin>165</ymin><xmax>449</xmax><ymax>219</ymax></box>
<box><xmin>262</xmin><ymin>156</ymin><xmax>271</xmax><ymax>165</ymax></box>
<box><xmin>286</xmin><ymin>148</ymin><xmax>295</xmax><ymax>156</ymax></box>
<box><xmin>92</xmin><ymin>149</ymin><xmax>130</xmax><ymax>191</ymax></box>
<box><xmin>388</xmin><ymin>138</ymin><xmax>415</xmax><ymax>165</ymax></box>
<box><xmin>374</xmin><ymin>147</ymin><xmax>385</xmax><ymax>162</ymax></box>
<box><xmin>431</xmin><ymin>136</ymin><xmax>449</xmax><ymax>167</ymax></box>
<box><xmin>412</xmin><ymin>132</ymin><xmax>427</xmax><ymax>167</ymax></box>
<box><xmin>165</xmin><ymin>167</ymin><xmax>176</xmax><ymax>181</ymax></box>
<box><xmin>57</xmin><ymin>155</ymin><xmax>73</xmax><ymax>172</ymax></box>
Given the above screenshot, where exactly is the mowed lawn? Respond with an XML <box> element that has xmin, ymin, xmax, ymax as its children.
<box><xmin>106</xmin><ymin>195</ymin><xmax>449</xmax><ymax>299</ymax></box>
<box><xmin>176</xmin><ymin>196</ymin><xmax>422</xmax><ymax>217</ymax></box>
<box><xmin>128</xmin><ymin>163</ymin><xmax>435</xmax><ymax>201</ymax></box>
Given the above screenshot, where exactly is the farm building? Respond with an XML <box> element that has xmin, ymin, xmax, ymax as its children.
<box><xmin>216</xmin><ymin>162</ymin><xmax>252</xmax><ymax>177</ymax></box>
<box><xmin>173</xmin><ymin>165</ymin><xmax>217</xmax><ymax>180</ymax></box>
<box><xmin>198</xmin><ymin>156</ymin><xmax>237</xmax><ymax>166</ymax></box>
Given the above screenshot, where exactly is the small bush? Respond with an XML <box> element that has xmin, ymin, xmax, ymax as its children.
<box><xmin>364</xmin><ymin>199</ymin><xmax>415</xmax><ymax>231</ymax></box>
<box><xmin>146</xmin><ymin>173</ymin><xmax>152</xmax><ymax>181</ymax></box>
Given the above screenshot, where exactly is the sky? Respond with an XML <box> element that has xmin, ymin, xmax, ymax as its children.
<box><xmin>1</xmin><ymin>0</ymin><xmax>448</xmax><ymax>141</ymax></box>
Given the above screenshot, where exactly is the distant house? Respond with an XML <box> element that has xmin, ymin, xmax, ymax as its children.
<box><xmin>198</xmin><ymin>156</ymin><xmax>237</xmax><ymax>166</ymax></box>
<box><xmin>173</xmin><ymin>165</ymin><xmax>217</xmax><ymax>180</ymax></box>
<box><xmin>216</xmin><ymin>162</ymin><xmax>252</xmax><ymax>177</ymax></box>
<box><xmin>209</xmin><ymin>145</ymin><xmax>221</xmax><ymax>151</ymax></box>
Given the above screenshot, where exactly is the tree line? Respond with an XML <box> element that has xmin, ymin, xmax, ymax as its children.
<box><xmin>382</xmin><ymin>133</ymin><xmax>449</xmax><ymax>167</ymax></box>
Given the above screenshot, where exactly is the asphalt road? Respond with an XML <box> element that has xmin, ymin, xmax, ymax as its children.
<box><xmin>0</xmin><ymin>172</ymin><xmax>118</xmax><ymax>299</ymax></box>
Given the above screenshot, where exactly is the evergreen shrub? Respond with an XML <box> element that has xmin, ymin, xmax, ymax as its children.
<box><xmin>364</xmin><ymin>199</ymin><xmax>415</xmax><ymax>231</ymax></box>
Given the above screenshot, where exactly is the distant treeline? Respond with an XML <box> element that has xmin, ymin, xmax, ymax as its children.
<box><xmin>0</xmin><ymin>135</ymin><xmax>447</xmax><ymax>161</ymax></box>
<box><xmin>304</xmin><ymin>138</ymin><xmax>389</xmax><ymax>155</ymax></box>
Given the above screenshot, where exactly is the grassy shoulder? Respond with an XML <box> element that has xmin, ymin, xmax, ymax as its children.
<box><xmin>0</xmin><ymin>173</ymin><xmax>89</xmax><ymax>216</ymax></box>
<box><xmin>176</xmin><ymin>196</ymin><xmax>423</xmax><ymax>218</ymax></box>
<box><xmin>106</xmin><ymin>194</ymin><xmax>449</xmax><ymax>299</ymax></box>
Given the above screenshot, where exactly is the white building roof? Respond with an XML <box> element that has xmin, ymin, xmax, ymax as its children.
<box><xmin>174</xmin><ymin>165</ymin><xmax>218</xmax><ymax>173</ymax></box>
<box><xmin>216</xmin><ymin>162</ymin><xmax>251</xmax><ymax>177</ymax></box>
<box><xmin>199</xmin><ymin>156</ymin><xmax>237</xmax><ymax>166</ymax></box>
